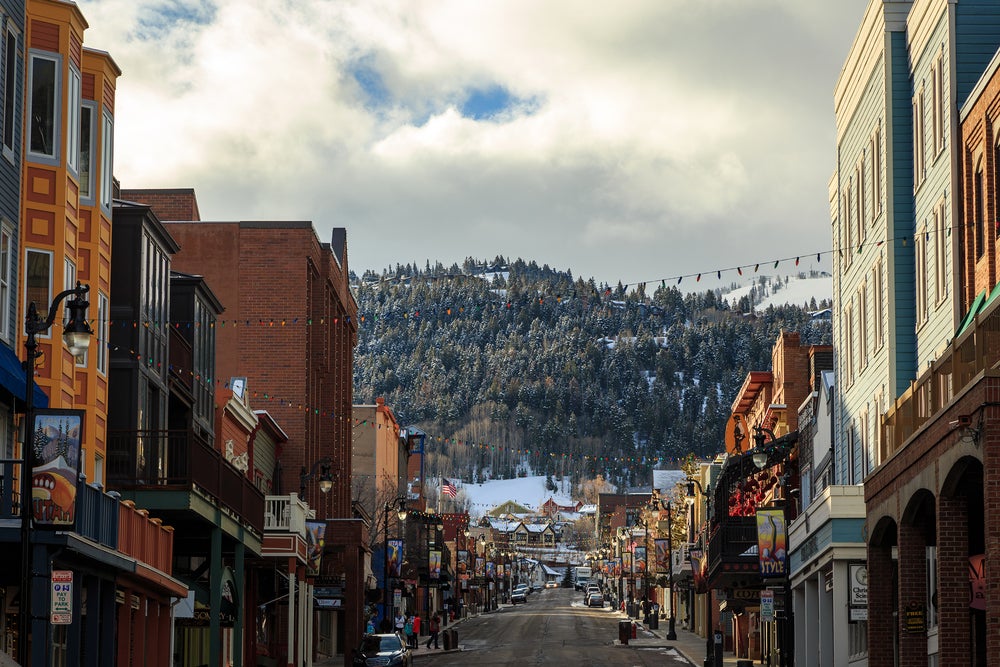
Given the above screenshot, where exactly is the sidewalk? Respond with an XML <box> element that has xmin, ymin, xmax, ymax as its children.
<box><xmin>613</xmin><ymin>609</ymin><xmax>745</xmax><ymax>667</ymax></box>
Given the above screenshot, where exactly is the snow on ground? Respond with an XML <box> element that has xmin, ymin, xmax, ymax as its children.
<box><xmin>722</xmin><ymin>274</ymin><xmax>832</xmax><ymax>312</ymax></box>
<box><xmin>447</xmin><ymin>475</ymin><xmax>575</xmax><ymax>519</ymax></box>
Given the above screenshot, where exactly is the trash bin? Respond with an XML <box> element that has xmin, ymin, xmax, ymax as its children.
<box><xmin>618</xmin><ymin>620</ymin><xmax>631</xmax><ymax>645</ymax></box>
<box><xmin>649</xmin><ymin>613</ymin><xmax>659</xmax><ymax>630</ymax></box>
<box><xmin>450</xmin><ymin>629</ymin><xmax>458</xmax><ymax>649</ymax></box>
<box><xmin>443</xmin><ymin>630</ymin><xmax>453</xmax><ymax>651</ymax></box>
<box><xmin>737</xmin><ymin>661</ymin><xmax>753</xmax><ymax>667</ymax></box>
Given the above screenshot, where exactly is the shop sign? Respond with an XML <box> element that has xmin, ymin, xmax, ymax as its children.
<box><xmin>903</xmin><ymin>602</ymin><xmax>925</xmax><ymax>634</ymax></box>
<box><xmin>849</xmin><ymin>564</ymin><xmax>867</xmax><ymax>606</ymax></box>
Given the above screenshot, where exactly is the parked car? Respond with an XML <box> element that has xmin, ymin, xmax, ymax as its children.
<box><xmin>583</xmin><ymin>584</ymin><xmax>600</xmax><ymax>601</ymax></box>
<box><xmin>587</xmin><ymin>592</ymin><xmax>604</xmax><ymax>608</ymax></box>
<box><xmin>544</xmin><ymin>581</ymin><xmax>558</xmax><ymax>589</ymax></box>
<box><xmin>511</xmin><ymin>587</ymin><xmax>528</xmax><ymax>604</ymax></box>
<box><xmin>352</xmin><ymin>633</ymin><xmax>412</xmax><ymax>667</ymax></box>
<box><xmin>531</xmin><ymin>582</ymin><xmax>543</xmax><ymax>591</ymax></box>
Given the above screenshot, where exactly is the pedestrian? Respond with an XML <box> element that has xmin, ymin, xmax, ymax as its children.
<box><xmin>410</xmin><ymin>614</ymin><xmax>420</xmax><ymax>648</ymax></box>
<box><xmin>425</xmin><ymin>612</ymin><xmax>441</xmax><ymax>649</ymax></box>
<box><xmin>404</xmin><ymin>615</ymin><xmax>414</xmax><ymax>648</ymax></box>
<box><xmin>366</xmin><ymin>614</ymin><xmax>376</xmax><ymax>634</ymax></box>
<box><xmin>394</xmin><ymin>611</ymin><xmax>406</xmax><ymax>637</ymax></box>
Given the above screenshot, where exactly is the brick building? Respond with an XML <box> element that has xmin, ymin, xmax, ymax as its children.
<box><xmin>121</xmin><ymin>188</ymin><xmax>363</xmax><ymax>665</ymax></box>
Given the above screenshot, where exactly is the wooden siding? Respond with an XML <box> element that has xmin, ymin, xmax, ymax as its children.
<box><xmin>0</xmin><ymin>1</ymin><xmax>23</xmax><ymax>344</ymax></box>
<box><xmin>29</xmin><ymin>18</ymin><xmax>56</xmax><ymax>51</ymax></box>
<box><xmin>955</xmin><ymin>0</ymin><xmax>1000</xmax><ymax>107</ymax></box>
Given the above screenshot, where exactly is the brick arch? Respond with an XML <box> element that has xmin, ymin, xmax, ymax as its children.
<box><xmin>940</xmin><ymin>454</ymin><xmax>983</xmax><ymax>499</ymax></box>
<box><xmin>867</xmin><ymin>515</ymin><xmax>897</xmax><ymax>667</ymax></box>
<box><xmin>868</xmin><ymin>514</ymin><xmax>897</xmax><ymax>549</ymax></box>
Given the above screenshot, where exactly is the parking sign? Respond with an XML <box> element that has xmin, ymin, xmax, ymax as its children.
<box><xmin>51</xmin><ymin>570</ymin><xmax>73</xmax><ymax>625</ymax></box>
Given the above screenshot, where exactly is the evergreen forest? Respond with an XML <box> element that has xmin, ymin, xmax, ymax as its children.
<box><xmin>352</xmin><ymin>258</ymin><xmax>831</xmax><ymax>491</ymax></box>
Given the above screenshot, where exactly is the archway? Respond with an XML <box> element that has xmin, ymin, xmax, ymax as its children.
<box><xmin>867</xmin><ymin>515</ymin><xmax>897</xmax><ymax>666</ymax></box>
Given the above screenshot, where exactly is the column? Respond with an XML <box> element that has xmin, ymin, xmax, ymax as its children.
<box><xmin>799</xmin><ymin>575</ymin><xmax>816</xmax><ymax>667</ymax></box>
<box><xmin>287</xmin><ymin>558</ymin><xmax>296</xmax><ymax>667</ymax></box>
<box><xmin>898</xmin><ymin>522</ymin><xmax>927</xmax><ymax>667</ymax></box>
<box><xmin>210</xmin><ymin>527</ymin><xmax>222</xmax><ymax>667</ymax></box>
<box><xmin>824</xmin><ymin>565</ymin><xmax>838</xmax><ymax>667</ymax></box>
<box><xmin>235</xmin><ymin>543</ymin><xmax>245</xmax><ymax>667</ymax></box>
<box><xmin>937</xmin><ymin>493</ymin><xmax>970</xmax><ymax>667</ymax></box>
<box><xmin>116</xmin><ymin>586</ymin><xmax>132</xmax><ymax>666</ymax></box>
<box><xmin>868</xmin><ymin>542</ymin><xmax>894</xmax><ymax>667</ymax></box>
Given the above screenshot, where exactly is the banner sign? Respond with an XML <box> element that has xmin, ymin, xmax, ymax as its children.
<box><xmin>305</xmin><ymin>520</ymin><xmax>326</xmax><ymax>576</ymax></box>
<box><xmin>475</xmin><ymin>557</ymin><xmax>484</xmax><ymax>577</ymax></box>
<box><xmin>31</xmin><ymin>409</ymin><xmax>84</xmax><ymax>529</ymax></box>
<box><xmin>429</xmin><ymin>550</ymin><xmax>441</xmax><ymax>580</ymax></box>
<box><xmin>756</xmin><ymin>509</ymin><xmax>788</xmax><ymax>577</ymax></box>
<box><xmin>634</xmin><ymin>546</ymin><xmax>647</xmax><ymax>574</ymax></box>
<box><xmin>970</xmin><ymin>554</ymin><xmax>986</xmax><ymax>610</ymax></box>
<box><xmin>654</xmin><ymin>539</ymin><xmax>670</xmax><ymax>573</ymax></box>
<box><xmin>486</xmin><ymin>561</ymin><xmax>495</xmax><ymax>578</ymax></box>
<box><xmin>457</xmin><ymin>550</ymin><xmax>469</xmax><ymax>580</ymax></box>
<box><xmin>387</xmin><ymin>539</ymin><xmax>404</xmax><ymax>577</ymax></box>
<box><xmin>623</xmin><ymin>552</ymin><xmax>632</xmax><ymax>573</ymax></box>
<box><xmin>690</xmin><ymin>548</ymin><xmax>707</xmax><ymax>594</ymax></box>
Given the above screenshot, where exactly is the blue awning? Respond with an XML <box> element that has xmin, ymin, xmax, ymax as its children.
<box><xmin>0</xmin><ymin>344</ymin><xmax>48</xmax><ymax>409</ymax></box>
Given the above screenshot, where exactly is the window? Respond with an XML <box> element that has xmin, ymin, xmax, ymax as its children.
<box><xmin>856</xmin><ymin>163</ymin><xmax>865</xmax><ymax>243</ymax></box>
<box><xmin>100</xmin><ymin>110</ymin><xmax>113</xmax><ymax>213</ymax></box>
<box><xmin>872</xmin><ymin>123</ymin><xmax>883</xmax><ymax>218</ymax></box>
<box><xmin>933</xmin><ymin>51</ymin><xmax>945</xmax><ymax>155</ymax></box>
<box><xmin>79</xmin><ymin>103</ymin><xmax>96</xmax><ymax>202</ymax></box>
<box><xmin>0</xmin><ymin>222</ymin><xmax>10</xmax><ymax>342</ymax></box>
<box><xmin>874</xmin><ymin>386</ymin><xmax>886</xmax><ymax>468</ymax></box>
<box><xmin>975</xmin><ymin>163</ymin><xmax>985</xmax><ymax>258</ymax></box>
<box><xmin>64</xmin><ymin>260</ymin><xmax>86</xmax><ymax>365</ymax></box>
<box><xmin>97</xmin><ymin>291</ymin><xmax>108</xmax><ymax>374</ymax></box>
<box><xmin>913</xmin><ymin>88</ymin><xmax>926</xmax><ymax>188</ymax></box>
<box><xmin>844</xmin><ymin>186</ymin><xmax>854</xmax><ymax>267</ymax></box>
<box><xmin>858</xmin><ymin>282</ymin><xmax>868</xmax><ymax>371</ymax></box>
<box><xmin>916</xmin><ymin>225</ymin><xmax>928</xmax><ymax>326</ymax></box>
<box><xmin>934</xmin><ymin>198</ymin><xmax>947</xmax><ymax>305</ymax></box>
<box><xmin>860</xmin><ymin>407</ymin><xmax>870</xmax><ymax>478</ymax></box>
<box><xmin>94</xmin><ymin>452</ymin><xmax>104</xmax><ymax>488</ymax></box>
<box><xmin>66</xmin><ymin>66</ymin><xmax>80</xmax><ymax>173</ymax></box>
<box><xmin>873</xmin><ymin>257</ymin><xmax>885</xmax><ymax>350</ymax></box>
<box><xmin>27</xmin><ymin>51</ymin><xmax>60</xmax><ymax>163</ymax></box>
<box><xmin>926</xmin><ymin>546</ymin><xmax>938</xmax><ymax>629</ymax></box>
<box><xmin>843</xmin><ymin>303</ymin><xmax>854</xmax><ymax>386</ymax></box>
<box><xmin>24</xmin><ymin>249</ymin><xmax>51</xmax><ymax>336</ymax></box>
<box><xmin>2</xmin><ymin>21</ymin><xmax>19</xmax><ymax>161</ymax></box>
<box><xmin>846</xmin><ymin>421</ymin><xmax>856</xmax><ymax>484</ymax></box>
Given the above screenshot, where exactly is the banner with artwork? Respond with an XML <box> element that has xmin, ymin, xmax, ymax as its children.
<box><xmin>654</xmin><ymin>539</ymin><xmax>670</xmax><ymax>573</ymax></box>
<box><xmin>305</xmin><ymin>520</ymin><xmax>326</xmax><ymax>575</ymax></box>
<box><xmin>387</xmin><ymin>539</ymin><xmax>404</xmax><ymax>577</ymax></box>
<box><xmin>634</xmin><ymin>546</ymin><xmax>647</xmax><ymax>574</ymax></box>
<box><xmin>30</xmin><ymin>409</ymin><xmax>84</xmax><ymax>529</ymax></box>
<box><xmin>613</xmin><ymin>557</ymin><xmax>622</xmax><ymax>577</ymax></box>
<box><xmin>457</xmin><ymin>550</ymin><xmax>469</xmax><ymax>580</ymax></box>
<box><xmin>475</xmin><ymin>557</ymin><xmax>485</xmax><ymax>577</ymax></box>
<box><xmin>623</xmin><ymin>552</ymin><xmax>632</xmax><ymax>574</ymax></box>
<box><xmin>756</xmin><ymin>508</ymin><xmax>787</xmax><ymax>577</ymax></box>
<box><xmin>429</xmin><ymin>550</ymin><xmax>442</xmax><ymax>580</ymax></box>
<box><xmin>689</xmin><ymin>548</ymin><xmax>707</xmax><ymax>593</ymax></box>
<box><xmin>486</xmin><ymin>561</ymin><xmax>495</xmax><ymax>578</ymax></box>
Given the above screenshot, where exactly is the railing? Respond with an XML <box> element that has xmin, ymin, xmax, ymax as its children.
<box><xmin>0</xmin><ymin>458</ymin><xmax>24</xmax><ymax>518</ymax></box>
<box><xmin>882</xmin><ymin>291</ymin><xmax>1000</xmax><ymax>459</ymax></box>
<box><xmin>107</xmin><ymin>429</ymin><xmax>264</xmax><ymax>534</ymax></box>
<box><xmin>264</xmin><ymin>494</ymin><xmax>312</xmax><ymax>536</ymax></box>
<box><xmin>672</xmin><ymin>542</ymin><xmax>693</xmax><ymax>577</ymax></box>
<box><xmin>118</xmin><ymin>499</ymin><xmax>175</xmax><ymax>574</ymax></box>
<box><xmin>707</xmin><ymin>516</ymin><xmax>757</xmax><ymax>573</ymax></box>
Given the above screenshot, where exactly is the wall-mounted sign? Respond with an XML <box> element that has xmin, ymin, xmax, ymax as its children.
<box><xmin>849</xmin><ymin>564</ymin><xmax>868</xmax><ymax>606</ymax></box>
<box><xmin>760</xmin><ymin>590</ymin><xmax>774</xmax><ymax>622</ymax></box>
<box><xmin>50</xmin><ymin>570</ymin><xmax>73</xmax><ymax>625</ymax></box>
<box><xmin>903</xmin><ymin>602</ymin><xmax>925</xmax><ymax>634</ymax></box>
<box><xmin>756</xmin><ymin>509</ymin><xmax>787</xmax><ymax>577</ymax></box>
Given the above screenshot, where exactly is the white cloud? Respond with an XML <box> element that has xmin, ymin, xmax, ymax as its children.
<box><xmin>79</xmin><ymin>0</ymin><xmax>868</xmax><ymax>285</ymax></box>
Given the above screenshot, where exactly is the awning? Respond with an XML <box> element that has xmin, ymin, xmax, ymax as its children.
<box><xmin>0</xmin><ymin>344</ymin><xmax>48</xmax><ymax>409</ymax></box>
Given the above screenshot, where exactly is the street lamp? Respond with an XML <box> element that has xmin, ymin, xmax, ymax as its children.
<box><xmin>686</xmin><ymin>477</ymin><xmax>716</xmax><ymax>667</ymax></box>
<box><xmin>382</xmin><ymin>496</ymin><xmax>408</xmax><ymax>624</ymax></box>
<box><xmin>633</xmin><ymin>516</ymin><xmax>651</xmax><ymax>604</ymax></box>
<box><xmin>19</xmin><ymin>282</ymin><xmax>92</xmax><ymax>663</ymax></box>
<box><xmin>752</xmin><ymin>425</ymin><xmax>795</xmax><ymax>667</ymax></box>
<box><xmin>616</xmin><ymin>526</ymin><xmax>628</xmax><ymax>608</ymax></box>
<box><xmin>650</xmin><ymin>495</ymin><xmax>678</xmax><ymax>640</ymax></box>
<box><xmin>299</xmin><ymin>456</ymin><xmax>333</xmax><ymax>498</ymax></box>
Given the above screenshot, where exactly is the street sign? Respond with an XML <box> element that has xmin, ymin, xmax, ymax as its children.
<box><xmin>760</xmin><ymin>590</ymin><xmax>774</xmax><ymax>622</ymax></box>
<box><xmin>51</xmin><ymin>570</ymin><xmax>73</xmax><ymax>625</ymax></box>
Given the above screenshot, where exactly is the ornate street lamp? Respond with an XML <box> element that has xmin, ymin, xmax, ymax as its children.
<box><xmin>650</xmin><ymin>495</ymin><xmax>678</xmax><ymax>640</ymax></box>
<box><xmin>686</xmin><ymin>477</ymin><xmax>715</xmax><ymax>667</ymax></box>
<box><xmin>382</xmin><ymin>496</ymin><xmax>408</xmax><ymax>624</ymax></box>
<box><xmin>20</xmin><ymin>282</ymin><xmax>93</xmax><ymax>663</ymax></box>
<box><xmin>299</xmin><ymin>456</ymin><xmax>333</xmax><ymax>498</ymax></box>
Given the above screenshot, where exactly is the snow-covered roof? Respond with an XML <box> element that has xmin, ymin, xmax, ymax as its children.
<box><xmin>525</xmin><ymin>523</ymin><xmax>554</xmax><ymax>533</ymax></box>
<box><xmin>487</xmin><ymin>518</ymin><xmax>522</xmax><ymax>532</ymax></box>
<box><xmin>541</xmin><ymin>564</ymin><xmax>563</xmax><ymax>576</ymax></box>
<box><xmin>578</xmin><ymin>504</ymin><xmax>597</xmax><ymax>515</ymax></box>
<box><xmin>653</xmin><ymin>469</ymin><xmax>688</xmax><ymax>494</ymax></box>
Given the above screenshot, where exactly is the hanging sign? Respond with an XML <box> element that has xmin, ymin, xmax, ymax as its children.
<box><xmin>760</xmin><ymin>589</ymin><xmax>774</xmax><ymax>622</ymax></box>
<box><xmin>51</xmin><ymin>570</ymin><xmax>73</xmax><ymax>625</ymax></box>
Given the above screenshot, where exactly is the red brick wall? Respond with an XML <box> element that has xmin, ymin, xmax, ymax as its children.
<box><xmin>868</xmin><ymin>542</ymin><xmax>894</xmax><ymax>666</ymax></box>
<box><xmin>937</xmin><ymin>493</ymin><xmax>970</xmax><ymax>667</ymax></box>
<box><xmin>121</xmin><ymin>188</ymin><xmax>201</xmax><ymax>222</ymax></box>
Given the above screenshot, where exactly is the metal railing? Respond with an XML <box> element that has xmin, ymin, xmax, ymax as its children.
<box><xmin>882</xmin><ymin>291</ymin><xmax>1000</xmax><ymax>459</ymax></box>
<box><xmin>107</xmin><ymin>429</ymin><xmax>264</xmax><ymax>534</ymax></box>
<box><xmin>707</xmin><ymin>516</ymin><xmax>757</xmax><ymax>573</ymax></box>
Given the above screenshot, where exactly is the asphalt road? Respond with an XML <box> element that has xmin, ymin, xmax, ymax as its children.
<box><xmin>417</xmin><ymin>587</ymin><xmax>695</xmax><ymax>666</ymax></box>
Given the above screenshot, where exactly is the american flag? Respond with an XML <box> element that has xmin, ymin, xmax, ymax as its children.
<box><xmin>442</xmin><ymin>478</ymin><xmax>458</xmax><ymax>498</ymax></box>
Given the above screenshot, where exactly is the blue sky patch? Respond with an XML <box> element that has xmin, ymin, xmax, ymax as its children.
<box><xmin>347</xmin><ymin>57</ymin><xmax>393</xmax><ymax>111</ymax></box>
<box><xmin>460</xmin><ymin>85</ymin><xmax>536</xmax><ymax>120</ymax></box>
<box><xmin>134</xmin><ymin>1</ymin><xmax>217</xmax><ymax>40</ymax></box>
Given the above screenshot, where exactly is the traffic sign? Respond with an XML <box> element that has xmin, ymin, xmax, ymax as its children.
<box><xmin>51</xmin><ymin>570</ymin><xmax>73</xmax><ymax>625</ymax></box>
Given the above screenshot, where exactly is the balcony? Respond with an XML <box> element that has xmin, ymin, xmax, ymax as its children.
<box><xmin>264</xmin><ymin>494</ymin><xmax>313</xmax><ymax>537</ymax></box>
<box><xmin>882</xmin><ymin>290</ymin><xmax>1000</xmax><ymax>460</ymax></box>
<box><xmin>707</xmin><ymin>516</ymin><xmax>759</xmax><ymax>587</ymax></box>
<box><xmin>107</xmin><ymin>429</ymin><xmax>264</xmax><ymax>534</ymax></box>
<box><xmin>672</xmin><ymin>542</ymin><xmax>694</xmax><ymax>581</ymax></box>
<box><xmin>118</xmin><ymin>499</ymin><xmax>175</xmax><ymax>575</ymax></box>
<box><xmin>0</xmin><ymin>458</ymin><xmax>118</xmax><ymax>548</ymax></box>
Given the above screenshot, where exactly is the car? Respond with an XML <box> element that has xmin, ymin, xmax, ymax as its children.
<box><xmin>511</xmin><ymin>587</ymin><xmax>528</xmax><ymax>604</ymax></box>
<box><xmin>583</xmin><ymin>584</ymin><xmax>600</xmax><ymax>601</ymax></box>
<box><xmin>531</xmin><ymin>582</ymin><xmax>543</xmax><ymax>591</ymax></box>
<box><xmin>587</xmin><ymin>592</ymin><xmax>604</xmax><ymax>608</ymax></box>
<box><xmin>544</xmin><ymin>581</ymin><xmax>558</xmax><ymax>589</ymax></box>
<box><xmin>352</xmin><ymin>633</ymin><xmax>412</xmax><ymax>667</ymax></box>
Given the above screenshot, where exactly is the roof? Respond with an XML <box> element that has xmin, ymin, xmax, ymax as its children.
<box><xmin>524</xmin><ymin>523</ymin><xmax>553</xmax><ymax>533</ymax></box>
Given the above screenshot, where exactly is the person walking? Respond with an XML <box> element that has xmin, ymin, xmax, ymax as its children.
<box><xmin>411</xmin><ymin>614</ymin><xmax>421</xmax><ymax>648</ymax></box>
<box><xmin>404</xmin><ymin>615</ymin><xmax>414</xmax><ymax>648</ymax></box>
<box><xmin>394</xmin><ymin>611</ymin><xmax>406</xmax><ymax>637</ymax></box>
<box><xmin>425</xmin><ymin>612</ymin><xmax>441</xmax><ymax>649</ymax></box>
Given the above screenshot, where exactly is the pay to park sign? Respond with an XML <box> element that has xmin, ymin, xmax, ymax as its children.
<box><xmin>51</xmin><ymin>570</ymin><xmax>73</xmax><ymax>625</ymax></box>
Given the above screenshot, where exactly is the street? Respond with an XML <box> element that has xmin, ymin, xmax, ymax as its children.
<box><xmin>414</xmin><ymin>587</ymin><xmax>696</xmax><ymax>666</ymax></box>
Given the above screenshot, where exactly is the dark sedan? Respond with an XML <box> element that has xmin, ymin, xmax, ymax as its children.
<box><xmin>352</xmin><ymin>633</ymin><xmax>412</xmax><ymax>667</ymax></box>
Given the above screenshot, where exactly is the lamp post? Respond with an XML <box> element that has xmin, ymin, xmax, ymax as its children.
<box><xmin>651</xmin><ymin>496</ymin><xmax>678</xmax><ymax>640</ymax></box>
<box><xmin>616</xmin><ymin>526</ymin><xmax>628</xmax><ymax>609</ymax></box>
<box><xmin>686</xmin><ymin>477</ymin><xmax>716</xmax><ymax>667</ymax></box>
<box><xmin>382</xmin><ymin>496</ymin><xmax>408</xmax><ymax>625</ymax></box>
<box><xmin>19</xmin><ymin>282</ymin><xmax>92</xmax><ymax>664</ymax></box>
<box><xmin>633</xmin><ymin>516</ymin><xmax>651</xmax><ymax>604</ymax></box>
<box><xmin>752</xmin><ymin>425</ymin><xmax>795</xmax><ymax>667</ymax></box>
<box><xmin>299</xmin><ymin>456</ymin><xmax>333</xmax><ymax>499</ymax></box>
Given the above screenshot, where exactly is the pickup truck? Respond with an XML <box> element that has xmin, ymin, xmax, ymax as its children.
<box><xmin>511</xmin><ymin>585</ymin><xmax>529</xmax><ymax>604</ymax></box>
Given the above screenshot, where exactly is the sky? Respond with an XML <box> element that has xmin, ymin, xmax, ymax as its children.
<box><xmin>78</xmin><ymin>0</ymin><xmax>869</xmax><ymax>288</ymax></box>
